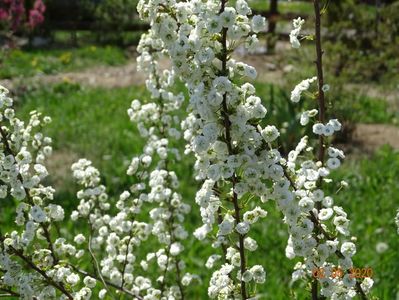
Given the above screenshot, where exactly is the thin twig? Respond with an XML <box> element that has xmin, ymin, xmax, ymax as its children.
<box><xmin>0</xmin><ymin>234</ymin><xmax>73</xmax><ymax>299</ymax></box>
<box><xmin>0</xmin><ymin>287</ymin><xmax>19</xmax><ymax>297</ymax></box>
<box><xmin>88</xmin><ymin>224</ymin><xmax>114</xmax><ymax>299</ymax></box>
<box><xmin>70</xmin><ymin>266</ymin><xmax>143</xmax><ymax>300</ymax></box>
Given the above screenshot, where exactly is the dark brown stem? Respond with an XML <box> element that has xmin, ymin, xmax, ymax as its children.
<box><xmin>311</xmin><ymin>279</ymin><xmax>319</xmax><ymax>300</ymax></box>
<box><xmin>159</xmin><ymin>187</ymin><xmax>185</xmax><ymax>299</ymax></box>
<box><xmin>0</xmin><ymin>287</ymin><xmax>19</xmax><ymax>298</ymax></box>
<box><xmin>174</xmin><ymin>259</ymin><xmax>185</xmax><ymax>300</ymax></box>
<box><xmin>144</xmin><ymin>47</ymin><xmax>186</xmax><ymax>299</ymax></box>
<box><xmin>120</xmin><ymin>234</ymin><xmax>134</xmax><ymax>291</ymax></box>
<box><xmin>313</xmin><ymin>0</ymin><xmax>326</xmax><ymax>168</ymax></box>
<box><xmin>0</xmin><ymin>234</ymin><xmax>73</xmax><ymax>299</ymax></box>
<box><xmin>312</xmin><ymin>3</ymin><xmax>368</xmax><ymax>299</ymax></box>
<box><xmin>41</xmin><ymin>224</ymin><xmax>58</xmax><ymax>264</ymax></box>
<box><xmin>219</xmin><ymin>0</ymin><xmax>247</xmax><ymax>298</ymax></box>
<box><xmin>312</xmin><ymin>4</ymin><xmax>325</xmax><ymax>298</ymax></box>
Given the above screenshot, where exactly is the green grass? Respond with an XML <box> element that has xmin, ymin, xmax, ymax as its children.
<box><xmin>0</xmin><ymin>45</ymin><xmax>128</xmax><ymax>79</ymax></box>
<box><xmin>1</xmin><ymin>82</ymin><xmax>398</xmax><ymax>298</ymax></box>
<box><xmin>329</xmin><ymin>146</ymin><xmax>399</xmax><ymax>300</ymax></box>
<box><xmin>13</xmin><ymin>82</ymin><xmax>147</xmax><ymax>194</ymax></box>
<box><xmin>248</xmin><ymin>0</ymin><xmax>313</xmax><ymax>15</ymax></box>
<box><xmin>53</xmin><ymin>30</ymin><xmax>145</xmax><ymax>47</ymax></box>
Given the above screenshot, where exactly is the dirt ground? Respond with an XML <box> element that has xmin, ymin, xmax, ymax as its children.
<box><xmin>350</xmin><ymin>123</ymin><xmax>399</xmax><ymax>153</ymax></box>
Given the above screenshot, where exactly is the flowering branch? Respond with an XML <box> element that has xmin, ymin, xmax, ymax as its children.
<box><xmin>220</xmin><ymin>0</ymin><xmax>248</xmax><ymax>298</ymax></box>
<box><xmin>285</xmin><ymin>3</ymin><xmax>373</xmax><ymax>298</ymax></box>
<box><xmin>312</xmin><ymin>2</ymin><xmax>326</xmax><ymax>297</ymax></box>
<box><xmin>0</xmin><ymin>234</ymin><xmax>74</xmax><ymax>299</ymax></box>
<box><xmin>313</xmin><ymin>0</ymin><xmax>326</xmax><ymax>169</ymax></box>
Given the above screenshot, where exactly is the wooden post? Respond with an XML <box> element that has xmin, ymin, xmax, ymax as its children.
<box><xmin>266</xmin><ymin>0</ymin><xmax>278</xmax><ymax>54</ymax></box>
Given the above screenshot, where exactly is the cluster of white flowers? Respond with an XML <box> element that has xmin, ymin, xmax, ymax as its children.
<box><xmin>312</xmin><ymin>119</ymin><xmax>342</xmax><ymax>137</ymax></box>
<box><xmin>68</xmin><ymin>25</ymin><xmax>194</xmax><ymax>299</ymax></box>
<box><xmin>291</xmin><ymin>77</ymin><xmax>317</xmax><ymax>103</ymax></box>
<box><xmin>137</xmin><ymin>0</ymin><xmax>374</xmax><ymax>298</ymax></box>
<box><xmin>290</xmin><ymin>17</ymin><xmax>305</xmax><ymax>48</ymax></box>
<box><xmin>284</xmin><ymin>9</ymin><xmax>373</xmax><ymax>298</ymax></box>
<box><xmin>137</xmin><ymin>0</ymin><xmax>279</xmax><ymax>298</ymax></box>
<box><xmin>0</xmin><ymin>86</ymin><xmax>84</xmax><ymax>299</ymax></box>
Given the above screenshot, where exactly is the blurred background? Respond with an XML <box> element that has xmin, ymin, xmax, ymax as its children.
<box><xmin>0</xmin><ymin>0</ymin><xmax>398</xmax><ymax>298</ymax></box>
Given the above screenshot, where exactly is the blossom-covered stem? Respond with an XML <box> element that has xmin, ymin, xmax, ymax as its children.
<box><xmin>41</xmin><ymin>224</ymin><xmax>57</xmax><ymax>263</ymax></box>
<box><xmin>311</xmin><ymin>3</ymin><xmax>368</xmax><ymax>299</ymax></box>
<box><xmin>159</xmin><ymin>200</ymin><xmax>185</xmax><ymax>299</ymax></box>
<box><xmin>232</xmin><ymin>189</ymin><xmax>247</xmax><ymax>299</ymax></box>
<box><xmin>164</xmin><ymin>196</ymin><xmax>186</xmax><ymax>299</ymax></box>
<box><xmin>313</xmin><ymin>0</ymin><xmax>326</xmax><ymax>169</ymax></box>
<box><xmin>219</xmin><ymin>0</ymin><xmax>248</xmax><ymax>298</ymax></box>
<box><xmin>0</xmin><ymin>125</ymin><xmax>58</xmax><ymax>265</ymax></box>
<box><xmin>311</xmin><ymin>4</ymin><xmax>327</xmax><ymax>297</ymax></box>
<box><xmin>158</xmin><ymin>189</ymin><xmax>185</xmax><ymax>299</ymax></box>
<box><xmin>88</xmin><ymin>224</ymin><xmax>113</xmax><ymax>298</ymax></box>
<box><xmin>0</xmin><ymin>234</ymin><xmax>73</xmax><ymax>299</ymax></box>
<box><xmin>310</xmin><ymin>208</ymin><xmax>367</xmax><ymax>298</ymax></box>
<box><xmin>159</xmin><ymin>239</ymin><xmax>173</xmax><ymax>298</ymax></box>
<box><xmin>69</xmin><ymin>266</ymin><xmax>144</xmax><ymax>299</ymax></box>
<box><xmin>155</xmin><ymin>91</ymin><xmax>186</xmax><ymax>299</ymax></box>
<box><xmin>216</xmin><ymin>207</ymin><xmax>228</xmax><ymax>258</ymax></box>
<box><xmin>282</xmin><ymin>167</ymin><xmax>369</xmax><ymax>299</ymax></box>
<box><xmin>120</xmin><ymin>234</ymin><xmax>134</xmax><ymax>290</ymax></box>
<box><xmin>156</xmin><ymin>90</ymin><xmax>185</xmax><ymax>298</ymax></box>
<box><xmin>174</xmin><ymin>258</ymin><xmax>185</xmax><ymax>300</ymax></box>
<box><xmin>311</xmin><ymin>280</ymin><xmax>319</xmax><ymax>300</ymax></box>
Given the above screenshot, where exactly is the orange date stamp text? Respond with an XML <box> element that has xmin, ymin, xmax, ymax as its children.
<box><xmin>312</xmin><ymin>267</ymin><xmax>373</xmax><ymax>279</ymax></box>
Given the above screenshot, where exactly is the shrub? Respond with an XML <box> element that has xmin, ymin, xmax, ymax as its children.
<box><xmin>0</xmin><ymin>0</ymin><xmax>383</xmax><ymax>299</ymax></box>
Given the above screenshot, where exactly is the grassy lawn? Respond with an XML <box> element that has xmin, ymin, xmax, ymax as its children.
<box><xmin>0</xmin><ymin>81</ymin><xmax>396</xmax><ymax>298</ymax></box>
<box><xmin>0</xmin><ymin>45</ymin><xmax>128</xmax><ymax>79</ymax></box>
<box><xmin>52</xmin><ymin>30</ymin><xmax>145</xmax><ymax>47</ymax></box>
<box><xmin>249</xmin><ymin>0</ymin><xmax>313</xmax><ymax>14</ymax></box>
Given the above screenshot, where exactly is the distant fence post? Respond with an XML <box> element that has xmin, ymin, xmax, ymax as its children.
<box><xmin>266</xmin><ymin>0</ymin><xmax>278</xmax><ymax>54</ymax></box>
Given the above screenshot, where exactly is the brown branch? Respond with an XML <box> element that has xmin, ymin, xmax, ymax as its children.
<box><xmin>280</xmin><ymin>167</ymin><xmax>368</xmax><ymax>299</ymax></box>
<box><xmin>0</xmin><ymin>234</ymin><xmax>73</xmax><ymax>299</ymax></box>
<box><xmin>0</xmin><ymin>287</ymin><xmax>19</xmax><ymax>298</ymax></box>
<box><xmin>311</xmin><ymin>3</ymin><xmax>367</xmax><ymax>299</ymax></box>
<box><xmin>313</xmin><ymin>0</ymin><xmax>326</xmax><ymax>170</ymax></box>
<box><xmin>120</xmin><ymin>234</ymin><xmax>134</xmax><ymax>292</ymax></box>
<box><xmin>311</xmin><ymin>279</ymin><xmax>319</xmax><ymax>300</ymax></box>
<box><xmin>219</xmin><ymin>0</ymin><xmax>247</xmax><ymax>298</ymax></box>
<box><xmin>174</xmin><ymin>259</ymin><xmax>185</xmax><ymax>300</ymax></box>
